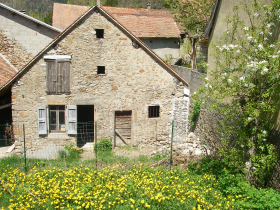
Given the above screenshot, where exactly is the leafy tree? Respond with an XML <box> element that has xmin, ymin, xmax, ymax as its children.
<box><xmin>193</xmin><ymin>0</ymin><xmax>280</xmax><ymax>187</ymax></box>
<box><xmin>165</xmin><ymin>0</ymin><xmax>215</xmax><ymax>68</ymax></box>
<box><xmin>103</xmin><ymin>0</ymin><xmax>118</xmax><ymax>7</ymax></box>
<box><xmin>43</xmin><ymin>12</ymin><xmax>52</xmax><ymax>25</ymax></box>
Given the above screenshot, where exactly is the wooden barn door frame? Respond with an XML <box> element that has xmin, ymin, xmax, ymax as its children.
<box><xmin>114</xmin><ymin>110</ymin><xmax>132</xmax><ymax>148</ymax></box>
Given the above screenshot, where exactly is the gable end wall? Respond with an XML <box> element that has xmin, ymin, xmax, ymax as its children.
<box><xmin>11</xmin><ymin>10</ymin><xmax>189</xmax><ymax>153</ymax></box>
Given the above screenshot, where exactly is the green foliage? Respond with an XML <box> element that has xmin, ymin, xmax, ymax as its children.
<box><xmin>94</xmin><ymin>138</ymin><xmax>112</xmax><ymax>152</ymax></box>
<box><xmin>165</xmin><ymin>0</ymin><xmax>215</xmax><ymax>37</ymax></box>
<box><xmin>43</xmin><ymin>12</ymin><xmax>52</xmax><ymax>25</ymax></box>
<box><xmin>1</xmin><ymin>156</ymin><xmax>280</xmax><ymax>209</ymax></box>
<box><xmin>189</xmin><ymin>101</ymin><xmax>201</xmax><ymax>126</ymax></box>
<box><xmin>188</xmin><ymin>158</ymin><xmax>280</xmax><ymax>209</ymax></box>
<box><xmin>193</xmin><ymin>0</ymin><xmax>280</xmax><ymax>186</ymax></box>
<box><xmin>163</xmin><ymin>54</ymin><xmax>173</xmax><ymax>64</ymax></box>
<box><xmin>103</xmin><ymin>0</ymin><xmax>118</xmax><ymax>6</ymax></box>
<box><xmin>59</xmin><ymin>143</ymin><xmax>83</xmax><ymax>162</ymax></box>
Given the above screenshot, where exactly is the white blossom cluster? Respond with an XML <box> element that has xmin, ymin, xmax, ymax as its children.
<box><xmin>246</xmin><ymin>60</ymin><xmax>269</xmax><ymax>75</ymax></box>
<box><xmin>216</xmin><ymin>44</ymin><xmax>239</xmax><ymax>52</ymax></box>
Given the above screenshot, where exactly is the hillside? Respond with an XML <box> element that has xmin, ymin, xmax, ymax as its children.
<box><xmin>0</xmin><ymin>0</ymin><xmax>168</xmax><ymax>24</ymax></box>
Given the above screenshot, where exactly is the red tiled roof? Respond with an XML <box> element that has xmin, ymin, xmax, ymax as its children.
<box><xmin>52</xmin><ymin>3</ymin><xmax>180</xmax><ymax>38</ymax></box>
<box><xmin>0</xmin><ymin>54</ymin><xmax>17</xmax><ymax>87</ymax></box>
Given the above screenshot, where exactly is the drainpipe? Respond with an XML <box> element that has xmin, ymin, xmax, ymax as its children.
<box><xmin>147</xmin><ymin>3</ymin><xmax>151</xmax><ymax>9</ymax></box>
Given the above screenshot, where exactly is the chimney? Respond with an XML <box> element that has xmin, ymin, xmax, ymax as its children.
<box><xmin>97</xmin><ymin>0</ymin><xmax>100</xmax><ymax>6</ymax></box>
<box><xmin>19</xmin><ymin>10</ymin><xmax>26</xmax><ymax>14</ymax></box>
<box><xmin>147</xmin><ymin>3</ymin><xmax>151</xmax><ymax>9</ymax></box>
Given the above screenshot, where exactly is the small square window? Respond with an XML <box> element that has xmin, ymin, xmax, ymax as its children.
<box><xmin>97</xmin><ymin>66</ymin><xmax>105</xmax><ymax>74</ymax></box>
<box><xmin>149</xmin><ymin>106</ymin><xmax>160</xmax><ymax>118</ymax></box>
<box><xmin>96</xmin><ymin>29</ymin><xmax>104</xmax><ymax>38</ymax></box>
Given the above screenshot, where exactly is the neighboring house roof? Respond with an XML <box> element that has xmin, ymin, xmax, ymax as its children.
<box><xmin>0</xmin><ymin>53</ymin><xmax>17</xmax><ymax>87</ymax></box>
<box><xmin>0</xmin><ymin>5</ymin><xmax>188</xmax><ymax>94</ymax></box>
<box><xmin>204</xmin><ymin>0</ymin><xmax>221</xmax><ymax>39</ymax></box>
<box><xmin>53</xmin><ymin>3</ymin><xmax>181</xmax><ymax>38</ymax></box>
<box><xmin>0</xmin><ymin>3</ymin><xmax>62</xmax><ymax>33</ymax></box>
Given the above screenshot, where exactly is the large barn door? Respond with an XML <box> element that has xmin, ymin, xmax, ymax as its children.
<box><xmin>115</xmin><ymin>111</ymin><xmax>132</xmax><ymax>146</ymax></box>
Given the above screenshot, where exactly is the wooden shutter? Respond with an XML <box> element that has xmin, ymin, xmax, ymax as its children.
<box><xmin>38</xmin><ymin>105</ymin><xmax>47</xmax><ymax>135</ymax></box>
<box><xmin>46</xmin><ymin>60</ymin><xmax>56</xmax><ymax>94</ymax></box>
<box><xmin>67</xmin><ymin>105</ymin><xmax>77</xmax><ymax>135</ymax></box>
<box><xmin>58</xmin><ymin>60</ymin><xmax>70</xmax><ymax>94</ymax></box>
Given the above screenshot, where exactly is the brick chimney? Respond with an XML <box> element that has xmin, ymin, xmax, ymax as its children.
<box><xmin>147</xmin><ymin>3</ymin><xmax>151</xmax><ymax>9</ymax></box>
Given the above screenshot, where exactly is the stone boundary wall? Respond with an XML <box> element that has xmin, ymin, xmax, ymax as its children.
<box><xmin>171</xmin><ymin>65</ymin><xmax>205</xmax><ymax>94</ymax></box>
<box><xmin>171</xmin><ymin>65</ymin><xmax>221</xmax><ymax>154</ymax></box>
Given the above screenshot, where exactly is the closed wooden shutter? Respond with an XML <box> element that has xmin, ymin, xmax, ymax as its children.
<box><xmin>46</xmin><ymin>59</ymin><xmax>70</xmax><ymax>94</ymax></box>
<box><xmin>38</xmin><ymin>105</ymin><xmax>47</xmax><ymax>135</ymax></box>
<box><xmin>46</xmin><ymin>60</ymin><xmax>56</xmax><ymax>94</ymax></box>
<box><xmin>67</xmin><ymin>105</ymin><xmax>77</xmax><ymax>135</ymax></box>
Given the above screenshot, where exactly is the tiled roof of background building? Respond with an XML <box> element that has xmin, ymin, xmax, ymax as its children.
<box><xmin>0</xmin><ymin>54</ymin><xmax>17</xmax><ymax>87</ymax></box>
<box><xmin>53</xmin><ymin>3</ymin><xmax>181</xmax><ymax>38</ymax></box>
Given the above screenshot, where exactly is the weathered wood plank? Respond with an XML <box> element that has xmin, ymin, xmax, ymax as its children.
<box><xmin>115</xmin><ymin>129</ymin><xmax>128</xmax><ymax>145</ymax></box>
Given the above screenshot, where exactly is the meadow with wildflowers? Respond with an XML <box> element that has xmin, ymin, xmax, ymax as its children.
<box><xmin>1</xmin><ymin>155</ymin><xmax>280</xmax><ymax>210</ymax></box>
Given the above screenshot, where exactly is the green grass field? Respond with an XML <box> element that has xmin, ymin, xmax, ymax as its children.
<box><xmin>0</xmin><ymin>148</ymin><xmax>280</xmax><ymax>209</ymax></box>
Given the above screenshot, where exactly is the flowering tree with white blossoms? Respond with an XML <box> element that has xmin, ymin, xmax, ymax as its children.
<box><xmin>193</xmin><ymin>0</ymin><xmax>280</xmax><ymax>186</ymax></box>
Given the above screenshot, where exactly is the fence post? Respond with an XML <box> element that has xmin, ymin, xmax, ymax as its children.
<box><xmin>23</xmin><ymin>124</ymin><xmax>27</xmax><ymax>175</ymax></box>
<box><xmin>170</xmin><ymin>120</ymin><xmax>174</xmax><ymax>170</ymax></box>
<box><xmin>95</xmin><ymin>122</ymin><xmax>97</xmax><ymax>169</ymax></box>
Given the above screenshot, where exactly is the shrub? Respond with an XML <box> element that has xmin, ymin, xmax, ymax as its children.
<box><xmin>59</xmin><ymin>144</ymin><xmax>83</xmax><ymax>162</ymax></box>
<box><xmin>94</xmin><ymin>139</ymin><xmax>112</xmax><ymax>152</ymax></box>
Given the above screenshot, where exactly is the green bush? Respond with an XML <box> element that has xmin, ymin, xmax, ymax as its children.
<box><xmin>189</xmin><ymin>101</ymin><xmax>201</xmax><ymax>126</ymax></box>
<box><xmin>187</xmin><ymin>158</ymin><xmax>280</xmax><ymax>209</ymax></box>
<box><xmin>59</xmin><ymin>144</ymin><xmax>83</xmax><ymax>162</ymax></box>
<box><xmin>94</xmin><ymin>139</ymin><xmax>112</xmax><ymax>152</ymax></box>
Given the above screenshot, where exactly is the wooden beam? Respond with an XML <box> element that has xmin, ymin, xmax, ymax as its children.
<box><xmin>115</xmin><ymin>129</ymin><xmax>128</xmax><ymax>145</ymax></box>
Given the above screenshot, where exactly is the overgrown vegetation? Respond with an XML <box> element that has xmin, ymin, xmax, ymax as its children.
<box><xmin>193</xmin><ymin>0</ymin><xmax>280</xmax><ymax>187</ymax></box>
<box><xmin>0</xmin><ymin>155</ymin><xmax>279</xmax><ymax>209</ymax></box>
<box><xmin>94</xmin><ymin>138</ymin><xmax>112</xmax><ymax>152</ymax></box>
<box><xmin>189</xmin><ymin>101</ymin><xmax>201</xmax><ymax>126</ymax></box>
<box><xmin>58</xmin><ymin>144</ymin><xmax>83</xmax><ymax>162</ymax></box>
<box><xmin>165</xmin><ymin>0</ymin><xmax>215</xmax><ymax>67</ymax></box>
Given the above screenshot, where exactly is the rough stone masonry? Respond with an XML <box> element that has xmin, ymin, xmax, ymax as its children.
<box><xmin>11</xmin><ymin>8</ymin><xmax>190</xmax><ymax>154</ymax></box>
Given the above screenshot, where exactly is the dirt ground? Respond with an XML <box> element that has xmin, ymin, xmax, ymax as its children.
<box><xmin>81</xmin><ymin>145</ymin><xmax>157</xmax><ymax>161</ymax></box>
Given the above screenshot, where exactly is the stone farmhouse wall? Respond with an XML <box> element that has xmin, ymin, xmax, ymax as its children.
<box><xmin>0</xmin><ymin>31</ymin><xmax>33</xmax><ymax>71</ymax></box>
<box><xmin>0</xmin><ymin>6</ymin><xmax>59</xmax><ymax>56</ymax></box>
<box><xmin>11</xmin><ymin>10</ymin><xmax>190</xmax><ymax>154</ymax></box>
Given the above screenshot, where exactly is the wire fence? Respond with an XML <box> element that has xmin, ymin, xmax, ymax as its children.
<box><xmin>0</xmin><ymin>119</ymin><xmax>209</xmax><ymax>175</ymax></box>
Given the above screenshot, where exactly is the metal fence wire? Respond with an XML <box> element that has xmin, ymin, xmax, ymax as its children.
<box><xmin>0</xmin><ymin>124</ymin><xmax>14</xmax><ymax>147</ymax></box>
<box><xmin>0</xmin><ymin>121</ymin><xmax>182</xmax><ymax>172</ymax></box>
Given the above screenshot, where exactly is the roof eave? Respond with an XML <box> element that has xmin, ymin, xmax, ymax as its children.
<box><xmin>0</xmin><ymin>5</ymin><xmax>189</xmax><ymax>94</ymax></box>
<box><xmin>0</xmin><ymin>3</ymin><xmax>62</xmax><ymax>33</ymax></box>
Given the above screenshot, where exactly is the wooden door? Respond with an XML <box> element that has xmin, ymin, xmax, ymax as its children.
<box><xmin>115</xmin><ymin>111</ymin><xmax>132</xmax><ymax>146</ymax></box>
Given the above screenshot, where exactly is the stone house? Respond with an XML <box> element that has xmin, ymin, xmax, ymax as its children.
<box><xmin>0</xmin><ymin>3</ymin><xmax>61</xmax><ymax>124</ymax></box>
<box><xmin>52</xmin><ymin>3</ymin><xmax>182</xmax><ymax>62</ymax></box>
<box><xmin>0</xmin><ymin>5</ymin><xmax>190</xmax><ymax>153</ymax></box>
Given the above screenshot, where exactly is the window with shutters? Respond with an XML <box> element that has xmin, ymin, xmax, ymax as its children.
<box><xmin>49</xmin><ymin>105</ymin><xmax>65</xmax><ymax>132</ymax></box>
<box><xmin>44</xmin><ymin>55</ymin><xmax>71</xmax><ymax>95</ymax></box>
